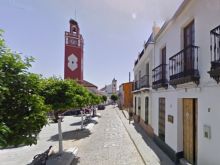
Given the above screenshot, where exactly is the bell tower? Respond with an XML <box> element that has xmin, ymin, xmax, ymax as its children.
<box><xmin>64</xmin><ymin>19</ymin><xmax>84</xmax><ymax>81</ymax></box>
<box><xmin>112</xmin><ymin>78</ymin><xmax>117</xmax><ymax>94</ymax></box>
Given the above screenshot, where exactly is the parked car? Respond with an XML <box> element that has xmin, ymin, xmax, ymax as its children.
<box><xmin>98</xmin><ymin>105</ymin><xmax>105</xmax><ymax>110</ymax></box>
<box><xmin>62</xmin><ymin>109</ymin><xmax>81</xmax><ymax>116</ymax></box>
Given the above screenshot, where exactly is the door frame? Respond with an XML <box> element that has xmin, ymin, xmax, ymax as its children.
<box><xmin>182</xmin><ymin>98</ymin><xmax>197</xmax><ymax>164</ymax></box>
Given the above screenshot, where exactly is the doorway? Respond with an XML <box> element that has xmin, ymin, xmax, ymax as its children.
<box><xmin>183</xmin><ymin>98</ymin><xmax>197</xmax><ymax>164</ymax></box>
<box><xmin>184</xmin><ymin>20</ymin><xmax>195</xmax><ymax>72</ymax></box>
<box><xmin>145</xmin><ymin>97</ymin><xmax>149</xmax><ymax>124</ymax></box>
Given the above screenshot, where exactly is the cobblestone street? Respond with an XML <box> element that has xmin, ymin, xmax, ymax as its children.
<box><xmin>73</xmin><ymin>106</ymin><xmax>145</xmax><ymax>165</ymax></box>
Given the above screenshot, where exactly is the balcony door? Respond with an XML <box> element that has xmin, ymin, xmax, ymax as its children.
<box><xmin>184</xmin><ymin>20</ymin><xmax>195</xmax><ymax>72</ymax></box>
<box><xmin>146</xmin><ymin>63</ymin><xmax>149</xmax><ymax>86</ymax></box>
<box><xmin>161</xmin><ymin>47</ymin><xmax>166</xmax><ymax>81</ymax></box>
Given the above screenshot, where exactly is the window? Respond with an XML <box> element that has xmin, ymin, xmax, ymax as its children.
<box><xmin>139</xmin><ymin>70</ymin><xmax>141</xmax><ymax>88</ymax></box>
<box><xmin>138</xmin><ymin>97</ymin><xmax>141</xmax><ymax>116</ymax></box>
<box><xmin>184</xmin><ymin>20</ymin><xmax>195</xmax><ymax>48</ymax></box>
<box><xmin>146</xmin><ymin>63</ymin><xmax>149</xmax><ymax>75</ymax></box>
<box><xmin>72</xmin><ymin>26</ymin><xmax>77</xmax><ymax>34</ymax></box>
<box><xmin>65</xmin><ymin>37</ymin><xmax>69</xmax><ymax>44</ymax></box>
<box><xmin>134</xmin><ymin>97</ymin><xmax>137</xmax><ymax>115</ymax></box>
<box><xmin>158</xmin><ymin>97</ymin><xmax>165</xmax><ymax>141</ymax></box>
<box><xmin>160</xmin><ymin>47</ymin><xmax>166</xmax><ymax>80</ymax></box>
<box><xmin>160</xmin><ymin>47</ymin><xmax>166</xmax><ymax>65</ymax></box>
<box><xmin>145</xmin><ymin>97</ymin><xmax>149</xmax><ymax>124</ymax></box>
<box><xmin>184</xmin><ymin>20</ymin><xmax>195</xmax><ymax>71</ymax></box>
<box><xmin>146</xmin><ymin>63</ymin><xmax>149</xmax><ymax>86</ymax></box>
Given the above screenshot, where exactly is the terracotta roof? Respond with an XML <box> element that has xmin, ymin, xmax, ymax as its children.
<box><xmin>80</xmin><ymin>80</ymin><xmax>98</xmax><ymax>89</ymax></box>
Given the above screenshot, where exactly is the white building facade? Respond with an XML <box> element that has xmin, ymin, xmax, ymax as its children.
<box><xmin>100</xmin><ymin>78</ymin><xmax>117</xmax><ymax>103</ymax></box>
<box><xmin>133</xmin><ymin>0</ymin><xmax>220</xmax><ymax>164</ymax></box>
<box><xmin>133</xmin><ymin>31</ymin><xmax>157</xmax><ymax>136</ymax></box>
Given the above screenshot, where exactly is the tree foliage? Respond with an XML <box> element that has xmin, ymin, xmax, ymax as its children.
<box><xmin>111</xmin><ymin>94</ymin><xmax>118</xmax><ymax>103</ymax></box>
<box><xmin>40</xmin><ymin>77</ymin><xmax>102</xmax><ymax>121</ymax></box>
<box><xmin>0</xmin><ymin>32</ymin><xmax>49</xmax><ymax>147</ymax></box>
<box><xmin>102</xmin><ymin>95</ymin><xmax>107</xmax><ymax>102</ymax></box>
<box><xmin>0</xmin><ymin>30</ymin><xmax>102</xmax><ymax>147</ymax></box>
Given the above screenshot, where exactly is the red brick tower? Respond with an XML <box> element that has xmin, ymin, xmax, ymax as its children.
<box><xmin>64</xmin><ymin>19</ymin><xmax>84</xmax><ymax>81</ymax></box>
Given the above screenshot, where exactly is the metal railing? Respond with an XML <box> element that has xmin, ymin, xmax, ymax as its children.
<box><xmin>210</xmin><ymin>25</ymin><xmax>220</xmax><ymax>69</ymax></box>
<box><xmin>140</xmin><ymin>75</ymin><xmax>150</xmax><ymax>88</ymax></box>
<box><xmin>169</xmin><ymin>45</ymin><xmax>199</xmax><ymax>80</ymax></box>
<box><xmin>134</xmin><ymin>75</ymin><xmax>150</xmax><ymax>90</ymax></box>
<box><xmin>152</xmin><ymin>64</ymin><xmax>168</xmax><ymax>87</ymax></box>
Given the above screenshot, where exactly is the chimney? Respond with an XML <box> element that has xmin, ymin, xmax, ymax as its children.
<box><xmin>129</xmin><ymin>72</ymin><xmax>131</xmax><ymax>82</ymax></box>
<box><xmin>152</xmin><ymin>21</ymin><xmax>160</xmax><ymax>39</ymax></box>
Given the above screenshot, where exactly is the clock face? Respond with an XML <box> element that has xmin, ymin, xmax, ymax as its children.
<box><xmin>68</xmin><ymin>54</ymin><xmax>78</xmax><ymax>71</ymax></box>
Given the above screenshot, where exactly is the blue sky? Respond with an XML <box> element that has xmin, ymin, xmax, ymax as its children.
<box><xmin>0</xmin><ymin>0</ymin><xmax>182</xmax><ymax>89</ymax></box>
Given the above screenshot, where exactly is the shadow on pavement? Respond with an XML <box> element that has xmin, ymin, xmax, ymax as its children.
<box><xmin>132</xmin><ymin>122</ymin><xmax>174</xmax><ymax>165</ymax></box>
<box><xmin>71</xmin><ymin>156</ymin><xmax>80</xmax><ymax>165</ymax></box>
<box><xmin>70</xmin><ymin>119</ymin><xmax>98</xmax><ymax>126</ymax></box>
<box><xmin>48</xmin><ymin>129</ymin><xmax>92</xmax><ymax>142</ymax></box>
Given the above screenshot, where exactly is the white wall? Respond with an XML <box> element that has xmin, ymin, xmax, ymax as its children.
<box><xmin>133</xmin><ymin>43</ymin><xmax>154</xmax><ymax>124</ymax></box>
<box><xmin>198</xmin><ymin>87</ymin><xmax>220</xmax><ymax>165</ymax></box>
<box><xmin>151</xmin><ymin>0</ymin><xmax>220</xmax><ymax>164</ymax></box>
<box><xmin>134</xmin><ymin>44</ymin><xmax>154</xmax><ymax>83</ymax></box>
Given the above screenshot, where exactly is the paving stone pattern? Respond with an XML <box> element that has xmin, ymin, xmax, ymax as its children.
<box><xmin>73</xmin><ymin>106</ymin><xmax>144</xmax><ymax>165</ymax></box>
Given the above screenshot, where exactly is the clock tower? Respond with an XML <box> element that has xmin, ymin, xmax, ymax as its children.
<box><xmin>64</xmin><ymin>19</ymin><xmax>84</xmax><ymax>81</ymax></box>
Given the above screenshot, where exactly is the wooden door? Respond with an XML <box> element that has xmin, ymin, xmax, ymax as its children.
<box><xmin>159</xmin><ymin>98</ymin><xmax>165</xmax><ymax>141</ymax></box>
<box><xmin>183</xmin><ymin>98</ymin><xmax>197</xmax><ymax>164</ymax></box>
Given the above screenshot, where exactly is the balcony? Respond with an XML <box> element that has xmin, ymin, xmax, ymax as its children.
<box><xmin>152</xmin><ymin>64</ymin><xmax>168</xmax><ymax>89</ymax></box>
<box><xmin>134</xmin><ymin>80</ymin><xmax>139</xmax><ymax>91</ymax></box>
<box><xmin>169</xmin><ymin>45</ymin><xmax>199</xmax><ymax>87</ymax></box>
<box><xmin>208</xmin><ymin>25</ymin><xmax>220</xmax><ymax>83</ymax></box>
<box><xmin>140</xmin><ymin>75</ymin><xmax>150</xmax><ymax>88</ymax></box>
<box><xmin>133</xmin><ymin>75</ymin><xmax>150</xmax><ymax>91</ymax></box>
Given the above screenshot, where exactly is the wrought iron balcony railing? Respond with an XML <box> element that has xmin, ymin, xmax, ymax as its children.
<box><xmin>133</xmin><ymin>75</ymin><xmax>150</xmax><ymax>91</ymax></box>
<box><xmin>134</xmin><ymin>80</ymin><xmax>139</xmax><ymax>90</ymax></box>
<box><xmin>169</xmin><ymin>45</ymin><xmax>199</xmax><ymax>86</ymax></box>
<box><xmin>152</xmin><ymin>64</ymin><xmax>168</xmax><ymax>89</ymax></box>
<box><xmin>208</xmin><ymin>25</ymin><xmax>220</xmax><ymax>83</ymax></box>
<box><xmin>140</xmin><ymin>75</ymin><xmax>150</xmax><ymax>88</ymax></box>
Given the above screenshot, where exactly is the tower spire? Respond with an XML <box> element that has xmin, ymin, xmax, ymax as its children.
<box><xmin>75</xmin><ymin>9</ymin><xmax>77</xmax><ymax>21</ymax></box>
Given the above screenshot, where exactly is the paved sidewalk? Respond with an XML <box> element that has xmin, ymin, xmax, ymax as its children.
<box><xmin>72</xmin><ymin>106</ymin><xmax>144</xmax><ymax>165</ymax></box>
<box><xmin>0</xmin><ymin>114</ymin><xmax>99</xmax><ymax>165</ymax></box>
<box><xmin>116</xmin><ymin>108</ymin><xmax>175</xmax><ymax>165</ymax></box>
<box><xmin>46</xmin><ymin>114</ymin><xmax>100</xmax><ymax>165</ymax></box>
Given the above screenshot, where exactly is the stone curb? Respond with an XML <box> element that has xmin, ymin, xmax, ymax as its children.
<box><xmin>116</xmin><ymin>108</ymin><xmax>162</xmax><ymax>165</ymax></box>
<box><xmin>116</xmin><ymin>109</ymin><xmax>147</xmax><ymax>165</ymax></box>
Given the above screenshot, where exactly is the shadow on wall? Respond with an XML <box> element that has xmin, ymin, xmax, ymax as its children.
<box><xmin>132</xmin><ymin>122</ymin><xmax>174</xmax><ymax>165</ymax></box>
<box><xmin>47</xmin><ymin>129</ymin><xmax>92</xmax><ymax>142</ymax></box>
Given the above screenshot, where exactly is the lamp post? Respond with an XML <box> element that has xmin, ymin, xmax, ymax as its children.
<box><xmin>58</xmin><ymin>115</ymin><xmax>63</xmax><ymax>153</ymax></box>
<box><xmin>81</xmin><ymin>110</ymin><xmax>84</xmax><ymax>130</ymax></box>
